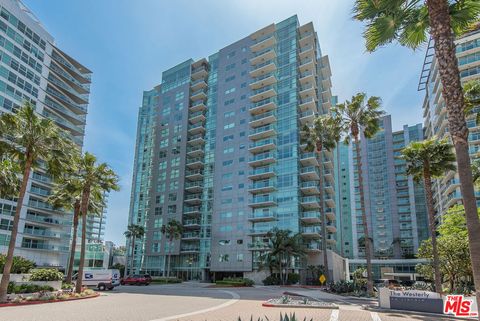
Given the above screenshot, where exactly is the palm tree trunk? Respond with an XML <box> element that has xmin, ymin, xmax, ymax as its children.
<box><xmin>427</xmin><ymin>0</ymin><xmax>480</xmax><ymax>312</ymax></box>
<box><xmin>0</xmin><ymin>156</ymin><xmax>32</xmax><ymax>302</ymax></box>
<box><xmin>76</xmin><ymin>185</ymin><xmax>91</xmax><ymax>293</ymax></box>
<box><xmin>353</xmin><ymin>135</ymin><xmax>374</xmax><ymax>295</ymax></box>
<box><xmin>318</xmin><ymin>150</ymin><xmax>330</xmax><ymax>283</ymax></box>
<box><xmin>66</xmin><ymin>200</ymin><xmax>80</xmax><ymax>284</ymax></box>
<box><xmin>423</xmin><ymin>164</ymin><xmax>442</xmax><ymax>294</ymax></box>
<box><xmin>130</xmin><ymin>235</ymin><xmax>136</xmax><ymax>275</ymax></box>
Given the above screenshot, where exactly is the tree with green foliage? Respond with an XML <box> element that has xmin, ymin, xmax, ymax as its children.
<box><xmin>124</xmin><ymin>224</ymin><xmax>145</xmax><ymax>276</ymax></box>
<box><xmin>161</xmin><ymin>220</ymin><xmax>183</xmax><ymax>278</ymax></box>
<box><xmin>74</xmin><ymin>152</ymin><xmax>119</xmax><ymax>293</ymax></box>
<box><xmin>0</xmin><ymin>159</ymin><xmax>20</xmax><ymax>198</ymax></box>
<box><xmin>417</xmin><ymin>205</ymin><xmax>476</xmax><ymax>292</ymax></box>
<box><xmin>353</xmin><ymin>0</ymin><xmax>480</xmax><ymax>309</ymax></box>
<box><xmin>0</xmin><ymin>103</ymin><xmax>74</xmax><ymax>302</ymax></box>
<box><xmin>332</xmin><ymin>93</ymin><xmax>385</xmax><ymax>295</ymax></box>
<box><xmin>401</xmin><ymin>137</ymin><xmax>456</xmax><ymax>293</ymax></box>
<box><xmin>464</xmin><ymin>79</ymin><xmax>480</xmax><ymax>125</ymax></box>
<box><xmin>0</xmin><ymin>255</ymin><xmax>35</xmax><ymax>274</ymax></box>
<box><xmin>301</xmin><ymin>115</ymin><xmax>340</xmax><ymax>283</ymax></box>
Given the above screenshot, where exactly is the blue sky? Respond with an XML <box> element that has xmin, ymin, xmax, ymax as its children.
<box><xmin>23</xmin><ymin>0</ymin><xmax>427</xmax><ymax>245</ymax></box>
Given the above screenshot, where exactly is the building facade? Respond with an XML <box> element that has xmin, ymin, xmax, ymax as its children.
<box><xmin>127</xmin><ymin>15</ymin><xmax>340</xmax><ymax>280</ymax></box>
<box><xmin>336</xmin><ymin>115</ymin><xmax>429</xmax><ymax>279</ymax></box>
<box><xmin>0</xmin><ymin>0</ymin><xmax>92</xmax><ymax>270</ymax></box>
<box><xmin>420</xmin><ymin>27</ymin><xmax>480</xmax><ymax>218</ymax></box>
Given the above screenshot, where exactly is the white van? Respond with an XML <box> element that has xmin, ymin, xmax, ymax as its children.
<box><xmin>73</xmin><ymin>269</ymin><xmax>121</xmax><ymax>291</ymax></box>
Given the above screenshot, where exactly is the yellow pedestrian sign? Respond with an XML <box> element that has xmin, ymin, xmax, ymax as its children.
<box><xmin>319</xmin><ymin>274</ymin><xmax>326</xmax><ymax>285</ymax></box>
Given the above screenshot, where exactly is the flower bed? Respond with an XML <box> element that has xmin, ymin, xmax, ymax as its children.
<box><xmin>0</xmin><ymin>289</ymin><xmax>99</xmax><ymax>307</ymax></box>
<box><xmin>262</xmin><ymin>295</ymin><xmax>338</xmax><ymax>309</ymax></box>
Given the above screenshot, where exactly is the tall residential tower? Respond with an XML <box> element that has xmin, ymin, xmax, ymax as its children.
<box><xmin>127</xmin><ymin>16</ymin><xmax>343</xmax><ymax>281</ymax></box>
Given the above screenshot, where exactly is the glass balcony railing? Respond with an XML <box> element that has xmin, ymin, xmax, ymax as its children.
<box><xmin>249</xmin><ymin>124</ymin><xmax>276</xmax><ymax>136</ymax></box>
<box><xmin>301</xmin><ymin>226</ymin><xmax>321</xmax><ymax>234</ymax></box>
<box><xmin>249</xmin><ymin>152</ymin><xmax>275</xmax><ymax>163</ymax></box>
<box><xmin>249</xmin><ymin>180</ymin><xmax>275</xmax><ymax>190</ymax></box>
<box><xmin>301</xmin><ymin>196</ymin><xmax>320</xmax><ymax>203</ymax></box>
<box><xmin>250</xmin><ymin>195</ymin><xmax>276</xmax><ymax>204</ymax></box>
<box><xmin>251</xmin><ymin>85</ymin><xmax>275</xmax><ymax>96</ymax></box>
<box><xmin>250</xmin><ymin>97</ymin><xmax>277</xmax><ymax>110</ymax></box>
<box><xmin>251</xmin><ymin>72</ymin><xmax>276</xmax><ymax>84</ymax></box>
<box><xmin>249</xmin><ymin>166</ymin><xmax>275</xmax><ymax>176</ymax></box>
<box><xmin>250</xmin><ymin>210</ymin><xmax>276</xmax><ymax>219</ymax></box>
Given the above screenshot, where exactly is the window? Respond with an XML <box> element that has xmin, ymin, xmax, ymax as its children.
<box><xmin>154</xmin><ymin>218</ymin><xmax>163</xmax><ymax>228</ymax></box>
<box><xmin>237</xmin><ymin>239</ymin><xmax>243</xmax><ymax>244</ymax></box>
<box><xmin>154</xmin><ymin>207</ymin><xmax>162</xmax><ymax>215</ymax></box>
<box><xmin>222</xmin><ymin>185</ymin><xmax>233</xmax><ymax>191</ymax></box>
<box><xmin>175</xmin><ymin>102</ymin><xmax>183</xmax><ymax>111</ymax></box>
<box><xmin>219</xmin><ymin>254</ymin><xmax>229</xmax><ymax>262</ymax></box>
<box><xmin>239</xmin><ymin>131</ymin><xmax>245</xmax><ymax>137</ymax></box>
<box><xmin>226</xmin><ymin>63</ymin><xmax>236</xmax><ymax>71</ymax></box>
<box><xmin>170</xmin><ymin>157</ymin><xmax>180</xmax><ymax>167</ymax></box>
<box><xmin>224</xmin><ymin>111</ymin><xmax>235</xmax><ymax>118</ymax></box>
<box><xmin>238</xmin><ymin>170</ymin><xmax>244</xmax><ymax>175</ymax></box>
<box><xmin>224</xmin><ymin>99</ymin><xmax>235</xmax><ymax>106</ymax></box>
<box><xmin>168</xmin><ymin>193</ymin><xmax>177</xmax><ymax>202</ymax></box>
<box><xmin>158</xmin><ymin>161</ymin><xmax>167</xmax><ymax>170</ymax></box>
<box><xmin>153</xmin><ymin>231</ymin><xmax>161</xmax><ymax>240</ymax></box>
<box><xmin>223</xmin><ymin>160</ymin><xmax>233</xmax><ymax>166</ymax></box>
<box><xmin>175</xmin><ymin>91</ymin><xmax>184</xmax><ymax>101</ymax></box>
<box><xmin>241</xmin><ymin>58</ymin><xmax>247</xmax><ymax>64</ymax></box>
<box><xmin>152</xmin><ymin>243</ymin><xmax>160</xmax><ymax>253</ymax></box>
<box><xmin>238</xmin><ymin>183</ymin><xmax>244</xmax><ymax>189</ymax></box>
<box><xmin>227</xmin><ymin>51</ymin><xmax>236</xmax><ymax>59</ymax></box>
<box><xmin>241</xmin><ymin>70</ymin><xmax>247</xmax><ymax>76</ymax></box>
<box><xmin>219</xmin><ymin>240</ymin><xmax>231</xmax><ymax>245</ymax></box>
<box><xmin>241</xmin><ymin>82</ymin><xmax>246</xmax><ymax>88</ymax></box>
<box><xmin>223</xmin><ymin>147</ymin><xmax>234</xmax><ymax>154</ymax></box>
<box><xmin>220</xmin><ymin>226</ymin><xmax>232</xmax><ymax>232</ymax></box>
<box><xmin>168</xmin><ymin>205</ymin><xmax>177</xmax><ymax>214</ymax></box>
<box><xmin>239</xmin><ymin>157</ymin><xmax>245</xmax><ymax>162</ymax></box>
<box><xmin>225</xmin><ymin>87</ymin><xmax>236</xmax><ymax>95</ymax></box>
<box><xmin>156</xmin><ymin>195</ymin><xmax>165</xmax><ymax>204</ymax></box>
<box><xmin>221</xmin><ymin>198</ymin><xmax>232</xmax><ymax>204</ymax></box>
<box><xmin>224</xmin><ymin>123</ymin><xmax>235</xmax><ymax>130</ymax></box>
<box><xmin>237</xmin><ymin>253</ymin><xmax>244</xmax><ymax>262</ymax></box>
<box><xmin>169</xmin><ymin>181</ymin><xmax>179</xmax><ymax>190</ymax></box>
<box><xmin>160</xmin><ymin>139</ymin><xmax>169</xmax><ymax>148</ymax></box>
<box><xmin>222</xmin><ymin>173</ymin><xmax>233</xmax><ymax>180</ymax></box>
<box><xmin>162</xmin><ymin>107</ymin><xmax>171</xmax><ymax>116</ymax></box>
<box><xmin>220</xmin><ymin>211</ymin><xmax>233</xmax><ymax>218</ymax></box>
<box><xmin>239</xmin><ymin>144</ymin><xmax>245</xmax><ymax>150</ymax></box>
<box><xmin>225</xmin><ymin>75</ymin><xmax>236</xmax><ymax>82</ymax></box>
<box><xmin>170</xmin><ymin>169</ymin><xmax>179</xmax><ymax>179</ymax></box>
<box><xmin>240</xmin><ymin>94</ymin><xmax>246</xmax><ymax>100</ymax></box>
<box><xmin>223</xmin><ymin>135</ymin><xmax>234</xmax><ymax>142</ymax></box>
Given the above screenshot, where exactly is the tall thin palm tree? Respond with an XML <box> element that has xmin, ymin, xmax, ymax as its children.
<box><xmin>161</xmin><ymin>220</ymin><xmax>183</xmax><ymax>278</ymax></box>
<box><xmin>74</xmin><ymin>152</ymin><xmax>119</xmax><ymax>293</ymax></box>
<box><xmin>332</xmin><ymin>93</ymin><xmax>385</xmax><ymax>295</ymax></box>
<box><xmin>48</xmin><ymin>175</ymin><xmax>106</xmax><ymax>284</ymax></box>
<box><xmin>0</xmin><ymin>103</ymin><xmax>74</xmax><ymax>302</ymax></box>
<box><xmin>0</xmin><ymin>159</ymin><xmax>20</xmax><ymax>198</ymax></box>
<box><xmin>401</xmin><ymin>137</ymin><xmax>456</xmax><ymax>294</ymax></box>
<box><xmin>464</xmin><ymin>79</ymin><xmax>480</xmax><ymax>125</ymax></box>
<box><xmin>124</xmin><ymin>224</ymin><xmax>145</xmax><ymax>276</ymax></box>
<box><xmin>353</xmin><ymin>0</ymin><xmax>480</xmax><ymax>307</ymax></box>
<box><xmin>301</xmin><ymin>115</ymin><xmax>340</xmax><ymax>283</ymax></box>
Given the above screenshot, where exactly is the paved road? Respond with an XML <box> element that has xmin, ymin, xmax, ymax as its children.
<box><xmin>0</xmin><ymin>283</ymin><xmax>458</xmax><ymax>321</ymax></box>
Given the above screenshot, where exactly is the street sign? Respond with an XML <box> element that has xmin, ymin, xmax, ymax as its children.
<box><xmin>319</xmin><ymin>274</ymin><xmax>326</xmax><ymax>285</ymax></box>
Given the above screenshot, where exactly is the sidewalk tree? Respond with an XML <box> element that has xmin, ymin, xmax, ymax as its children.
<box><xmin>332</xmin><ymin>93</ymin><xmax>385</xmax><ymax>296</ymax></box>
<box><xmin>401</xmin><ymin>137</ymin><xmax>456</xmax><ymax>293</ymax></box>
<box><xmin>301</xmin><ymin>115</ymin><xmax>340</xmax><ymax>283</ymax></box>
<box><xmin>0</xmin><ymin>103</ymin><xmax>74</xmax><ymax>303</ymax></box>
<box><xmin>161</xmin><ymin>220</ymin><xmax>183</xmax><ymax>278</ymax></box>
<box><xmin>124</xmin><ymin>224</ymin><xmax>145</xmax><ymax>276</ymax></box>
<box><xmin>353</xmin><ymin>0</ymin><xmax>480</xmax><ymax>309</ymax></box>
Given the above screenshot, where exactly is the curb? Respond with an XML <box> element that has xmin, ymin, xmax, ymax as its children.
<box><xmin>363</xmin><ymin>305</ymin><xmax>477</xmax><ymax>320</ymax></box>
<box><xmin>262</xmin><ymin>301</ymin><xmax>339</xmax><ymax>309</ymax></box>
<box><xmin>0</xmin><ymin>292</ymin><xmax>100</xmax><ymax>308</ymax></box>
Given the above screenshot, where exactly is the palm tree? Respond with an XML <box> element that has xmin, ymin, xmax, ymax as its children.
<box><xmin>124</xmin><ymin>224</ymin><xmax>145</xmax><ymax>276</ymax></box>
<box><xmin>472</xmin><ymin>158</ymin><xmax>480</xmax><ymax>187</ymax></box>
<box><xmin>353</xmin><ymin>0</ymin><xmax>480</xmax><ymax>307</ymax></box>
<box><xmin>301</xmin><ymin>115</ymin><xmax>340</xmax><ymax>283</ymax></box>
<box><xmin>161</xmin><ymin>219</ymin><xmax>183</xmax><ymax>278</ymax></box>
<box><xmin>74</xmin><ymin>152</ymin><xmax>119</xmax><ymax>293</ymax></box>
<box><xmin>401</xmin><ymin>137</ymin><xmax>456</xmax><ymax>293</ymax></box>
<box><xmin>0</xmin><ymin>159</ymin><xmax>20</xmax><ymax>198</ymax></box>
<box><xmin>0</xmin><ymin>103</ymin><xmax>74</xmax><ymax>302</ymax></box>
<box><xmin>464</xmin><ymin>80</ymin><xmax>480</xmax><ymax>125</ymax></box>
<box><xmin>48</xmin><ymin>175</ymin><xmax>106</xmax><ymax>284</ymax></box>
<box><xmin>332</xmin><ymin>93</ymin><xmax>385</xmax><ymax>295</ymax></box>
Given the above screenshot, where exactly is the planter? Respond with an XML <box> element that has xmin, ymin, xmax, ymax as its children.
<box><xmin>262</xmin><ymin>296</ymin><xmax>338</xmax><ymax>309</ymax></box>
<box><xmin>15</xmin><ymin>281</ymin><xmax>62</xmax><ymax>290</ymax></box>
<box><xmin>0</xmin><ymin>292</ymin><xmax>99</xmax><ymax>308</ymax></box>
<box><xmin>0</xmin><ymin>274</ymin><xmax>30</xmax><ymax>282</ymax></box>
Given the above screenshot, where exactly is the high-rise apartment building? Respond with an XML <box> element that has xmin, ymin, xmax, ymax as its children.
<box><xmin>420</xmin><ymin>27</ymin><xmax>480</xmax><ymax>217</ymax></box>
<box><xmin>337</xmin><ymin>115</ymin><xmax>429</xmax><ymax>279</ymax></box>
<box><xmin>0</xmin><ymin>0</ymin><xmax>92</xmax><ymax>269</ymax></box>
<box><xmin>128</xmin><ymin>16</ymin><xmax>343</xmax><ymax>281</ymax></box>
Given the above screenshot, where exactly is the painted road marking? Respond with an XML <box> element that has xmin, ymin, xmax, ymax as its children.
<box><xmin>329</xmin><ymin>309</ymin><xmax>339</xmax><ymax>321</ymax></box>
<box><xmin>371</xmin><ymin>312</ymin><xmax>382</xmax><ymax>321</ymax></box>
<box><xmin>149</xmin><ymin>290</ymin><xmax>240</xmax><ymax>321</ymax></box>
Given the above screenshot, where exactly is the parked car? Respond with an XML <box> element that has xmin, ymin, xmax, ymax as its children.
<box><xmin>120</xmin><ymin>274</ymin><xmax>152</xmax><ymax>286</ymax></box>
<box><xmin>72</xmin><ymin>269</ymin><xmax>121</xmax><ymax>291</ymax></box>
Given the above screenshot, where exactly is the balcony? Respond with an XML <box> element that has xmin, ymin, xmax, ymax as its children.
<box><xmin>299</xmin><ymin>83</ymin><xmax>317</xmax><ymax>100</ymax></box>
<box><xmin>249</xmin><ymin>195</ymin><xmax>276</xmax><ymax>207</ymax></box>
<box><xmin>185</xmin><ymin>169</ymin><xmax>204</xmax><ymax>181</ymax></box>
<box><xmin>299</xmin><ymin>110</ymin><xmax>317</xmax><ymax>125</ymax></box>
<box><xmin>325</xmin><ymin>196</ymin><xmax>335</xmax><ymax>208</ymax></box>
<box><xmin>325</xmin><ymin>208</ymin><xmax>336</xmax><ymax>220</ymax></box>
<box><xmin>306</xmin><ymin>242</ymin><xmax>321</xmax><ymax>252</ymax></box>
<box><xmin>250</xmin><ymin>111</ymin><xmax>277</xmax><ymax>128</ymax></box>
<box><xmin>183</xmin><ymin>206</ymin><xmax>201</xmax><ymax>216</ymax></box>
<box><xmin>248</xmin><ymin>166</ymin><xmax>276</xmax><ymax>180</ymax></box>
<box><xmin>323</xmin><ymin>157</ymin><xmax>333</xmax><ymax>169</ymax></box>
<box><xmin>299</xmin><ymin>57</ymin><xmax>315</xmax><ymax>73</ymax></box>
<box><xmin>188</xmin><ymin>123</ymin><xmax>205</xmax><ymax>135</ymax></box>
<box><xmin>183</xmin><ymin>219</ymin><xmax>201</xmax><ymax>228</ymax></box>
<box><xmin>300</xmin><ymin>152</ymin><xmax>319</xmax><ymax>166</ymax></box>
<box><xmin>324</xmin><ymin>169</ymin><xmax>334</xmax><ymax>183</ymax></box>
<box><xmin>188</xmin><ymin>134</ymin><xmax>205</xmax><ymax>145</ymax></box>
<box><xmin>250</xmin><ymin>72</ymin><xmax>277</xmax><ymax>90</ymax></box>
<box><xmin>300</xmin><ymin>196</ymin><xmax>320</xmax><ymax>209</ymax></box>
<box><xmin>25</xmin><ymin>214</ymin><xmax>66</xmax><ymax>226</ymax></box>
<box><xmin>249</xmin><ymin>180</ymin><xmax>276</xmax><ymax>194</ymax></box>
<box><xmin>249</xmin><ymin>124</ymin><xmax>276</xmax><ymax>140</ymax></box>
<box><xmin>324</xmin><ymin>183</ymin><xmax>334</xmax><ymax>195</ymax></box>
<box><xmin>250</xmin><ymin>97</ymin><xmax>277</xmax><ymax>115</ymax></box>
<box><xmin>301</xmin><ymin>226</ymin><xmax>321</xmax><ymax>238</ymax></box>
<box><xmin>300</xmin><ymin>181</ymin><xmax>320</xmax><ymax>195</ymax></box>
<box><xmin>248</xmin><ymin>209</ymin><xmax>277</xmax><ymax>222</ymax></box>
<box><xmin>189</xmin><ymin>111</ymin><xmax>206</xmax><ymax>124</ymax></box>
<box><xmin>182</xmin><ymin>232</ymin><xmax>200</xmax><ymax>240</ymax></box>
<box><xmin>249</xmin><ymin>138</ymin><xmax>276</xmax><ymax>154</ymax></box>
<box><xmin>327</xmin><ymin>234</ymin><xmax>336</xmax><ymax>244</ymax></box>
<box><xmin>190</xmin><ymin>101</ymin><xmax>207</xmax><ymax>112</ymax></box>
<box><xmin>191</xmin><ymin>78</ymin><xmax>208</xmax><ymax>91</ymax></box>
<box><xmin>299</xmin><ymin>31</ymin><xmax>314</xmax><ymax>45</ymax></box>
<box><xmin>250</xmin><ymin>34</ymin><xmax>276</xmax><ymax>53</ymax></box>
<box><xmin>299</xmin><ymin>45</ymin><xmax>314</xmax><ymax>60</ymax></box>
<box><xmin>300</xmin><ymin>166</ymin><xmax>320</xmax><ymax>180</ymax></box>
<box><xmin>250</xmin><ymin>85</ymin><xmax>276</xmax><ymax>103</ymax></box>
<box><xmin>187</xmin><ymin>146</ymin><xmax>204</xmax><ymax>157</ymax></box>
<box><xmin>326</xmin><ymin>222</ymin><xmax>337</xmax><ymax>233</ymax></box>
<box><xmin>248</xmin><ymin>151</ymin><xmax>276</xmax><ymax>167</ymax></box>
<box><xmin>185</xmin><ymin>181</ymin><xmax>203</xmax><ymax>193</ymax></box>
<box><xmin>190</xmin><ymin>89</ymin><xmax>207</xmax><ymax>101</ymax></box>
<box><xmin>301</xmin><ymin>211</ymin><xmax>321</xmax><ymax>224</ymax></box>
<box><xmin>250</xmin><ymin>47</ymin><xmax>277</xmax><ymax>65</ymax></box>
<box><xmin>247</xmin><ymin>242</ymin><xmax>269</xmax><ymax>250</ymax></box>
<box><xmin>250</xmin><ymin>60</ymin><xmax>277</xmax><ymax>78</ymax></box>
<box><xmin>180</xmin><ymin>247</ymin><xmax>200</xmax><ymax>253</ymax></box>
<box><xmin>186</xmin><ymin>157</ymin><xmax>204</xmax><ymax>169</ymax></box>
<box><xmin>248</xmin><ymin>227</ymin><xmax>271</xmax><ymax>236</ymax></box>
<box><xmin>191</xmin><ymin>65</ymin><xmax>208</xmax><ymax>80</ymax></box>
<box><xmin>23</xmin><ymin>229</ymin><xmax>63</xmax><ymax>239</ymax></box>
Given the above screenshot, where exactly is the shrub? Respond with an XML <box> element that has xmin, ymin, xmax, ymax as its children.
<box><xmin>237</xmin><ymin>313</ymin><xmax>312</xmax><ymax>321</ymax></box>
<box><xmin>151</xmin><ymin>277</ymin><xmax>182</xmax><ymax>284</ymax></box>
<box><xmin>215</xmin><ymin>277</ymin><xmax>254</xmax><ymax>287</ymax></box>
<box><xmin>287</xmin><ymin>273</ymin><xmax>300</xmax><ymax>285</ymax></box>
<box><xmin>61</xmin><ymin>282</ymin><xmax>74</xmax><ymax>290</ymax></box>
<box><xmin>30</xmin><ymin>268</ymin><xmax>63</xmax><ymax>281</ymax></box>
<box><xmin>262</xmin><ymin>275</ymin><xmax>280</xmax><ymax>286</ymax></box>
<box><xmin>0</xmin><ymin>254</ymin><xmax>36</xmax><ymax>274</ymax></box>
<box><xmin>7</xmin><ymin>283</ymin><xmax>54</xmax><ymax>294</ymax></box>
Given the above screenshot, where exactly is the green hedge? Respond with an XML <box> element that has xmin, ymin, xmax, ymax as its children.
<box><xmin>216</xmin><ymin>277</ymin><xmax>254</xmax><ymax>287</ymax></box>
<box><xmin>151</xmin><ymin>277</ymin><xmax>182</xmax><ymax>284</ymax></box>
<box><xmin>0</xmin><ymin>255</ymin><xmax>36</xmax><ymax>274</ymax></box>
<box><xmin>7</xmin><ymin>282</ymin><xmax>54</xmax><ymax>294</ymax></box>
<box><xmin>30</xmin><ymin>269</ymin><xmax>63</xmax><ymax>281</ymax></box>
